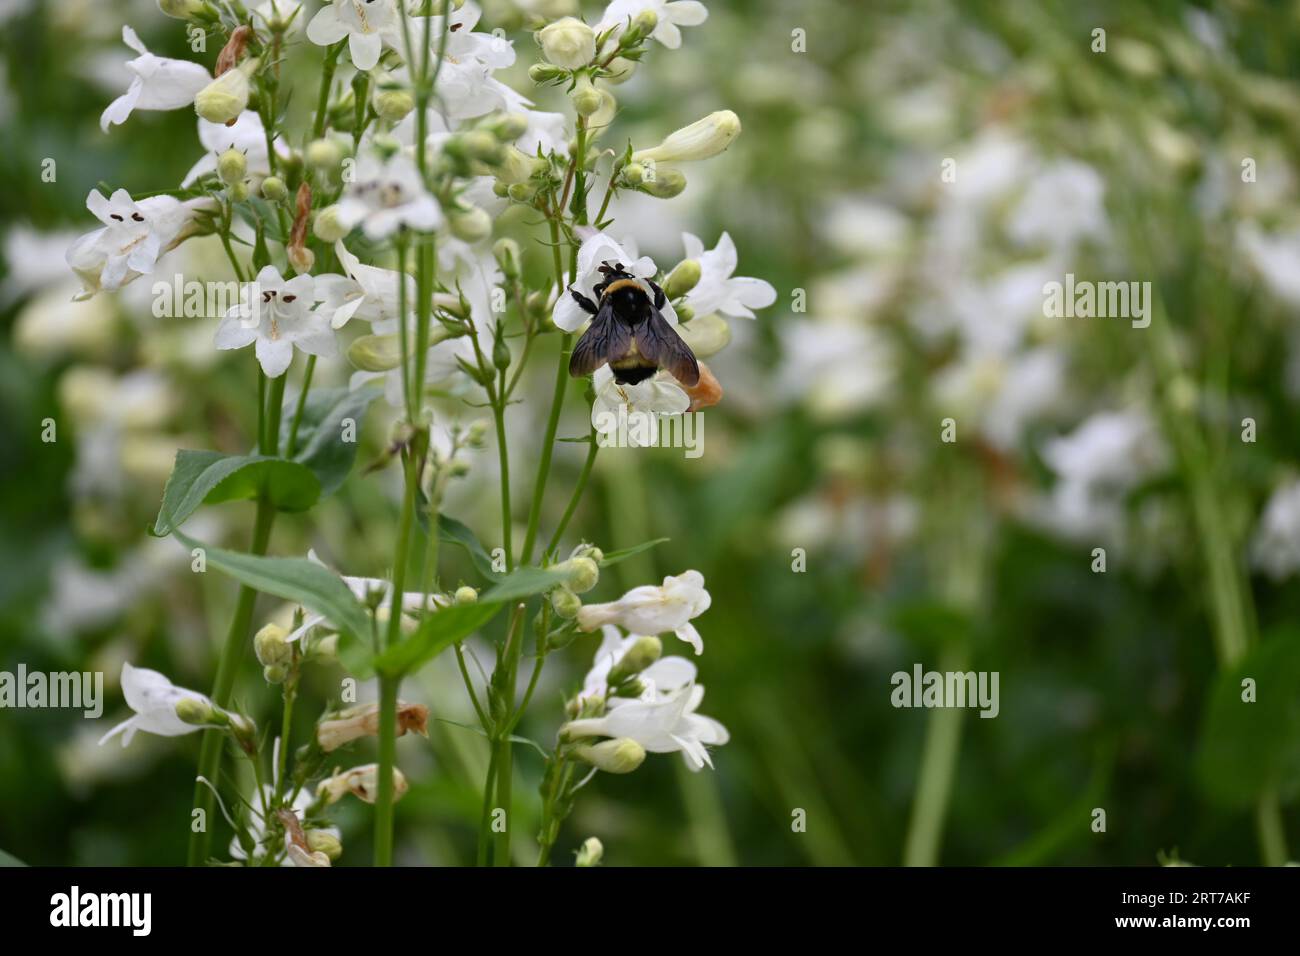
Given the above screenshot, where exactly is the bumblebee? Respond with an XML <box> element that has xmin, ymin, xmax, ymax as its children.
<box><xmin>567</xmin><ymin>262</ymin><xmax>700</xmax><ymax>387</ymax></box>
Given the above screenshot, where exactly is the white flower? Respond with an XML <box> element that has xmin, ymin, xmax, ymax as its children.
<box><xmin>215</xmin><ymin>266</ymin><xmax>336</xmax><ymax>377</ymax></box>
<box><xmin>630</xmin><ymin>109</ymin><xmax>740</xmax><ymax>165</ymax></box>
<box><xmin>580</xmin><ymin>625</ymin><xmax>698</xmax><ymax>705</ymax></box>
<box><xmin>577</xmin><ymin>570</ymin><xmax>710</xmax><ymax>654</ymax></box>
<box><xmin>537</xmin><ymin>17</ymin><xmax>595</xmax><ymax>69</ymax></box>
<box><xmin>515</xmin><ymin>110</ymin><xmax>570</xmax><ymax>157</ymax></box>
<box><xmin>599</xmin><ymin>0</ymin><xmax>709</xmax><ymax>50</ymax></box>
<box><xmin>1238</xmin><ymin>223</ymin><xmax>1300</xmax><ymax>309</ymax></box>
<box><xmin>182</xmin><ymin>111</ymin><xmax>282</xmax><ymax>187</ymax></box>
<box><xmin>564</xmin><ymin>683</ymin><xmax>728</xmax><ymax>771</ymax></box>
<box><xmin>590</xmin><ymin>366</ymin><xmax>689</xmax><ymax>445</ymax></box>
<box><xmin>306</xmin><ymin>0</ymin><xmax>403</xmax><ymax>71</ymax></box>
<box><xmin>65</xmin><ymin>189</ymin><xmax>212</xmax><ymax>299</ymax></box>
<box><xmin>100</xmin><ymin>25</ymin><xmax>211</xmax><ymax>132</ymax></box>
<box><xmin>1251</xmin><ymin>480</ymin><xmax>1300</xmax><ymax>580</ymax></box>
<box><xmin>98</xmin><ymin>663</ymin><xmax>213</xmax><ymax>747</ymax></box>
<box><xmin>336</xmin><ymin>152</ymin><xmax>443</xmax><ymax>240</ymax></box>
<box><xmin>1007</xmin><ymin>160</ymin><xmax>1108</xmax><ymax>252</ymax></box>
<box><xmin>314</xmin><ymin>240</ymin><xmax>415</xmax><ymax>328</ymax></box>
<box><xmin>680</xmin><ymin>231</ymin><xmax>775</xmax><ymax>319</ymax></box>
<box><xmin>551</xmin><ymin>231</ymin><xmax>670</xmax><ymax>332</ymax></box>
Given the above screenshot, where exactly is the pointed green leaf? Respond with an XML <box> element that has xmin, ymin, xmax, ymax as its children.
<box><xmin>280</xmin><ymin>385</ymin><xmax>379</xmax><ymax>495</ymax></box>
<box><xmin>374</xmin><ymin>601</ymin><xmax>503</xmax><ymax>677</ymax></box>
<box><xmin>479</xmin><ymin>565</ymin><xmax>571</xmax><ymax>603</ymax></box>
<box><xmin>152</xmin><ymin>450</ymin><xmax>321</xmax><ymax>536</ymax></box>
<box><xmin>599</xmin><ymin>537</ymin><xmax>670</xmax><ymax>568</ymax></box>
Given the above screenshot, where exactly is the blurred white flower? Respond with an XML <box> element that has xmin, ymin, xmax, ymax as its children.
<box><xmin>564</xmin><ymin>683</ymin><xmax>728</xmax><ymax>771</ymax></box>
<box><xmin>599</xmin><ymin>0</ymin><xmax>709</xmax><ymax>50</ymax></box>
<box><xmin>1251</xmin><ymin>480</ymin><xmax>1300</xmax><ymax>580</ymax></box>
<box><xmin>100</xmin><ymin>25</ymin><xmax>210</xmax><ymax>132</ymax></box>
<box><xmin>337</xmin><ymin>152</ymin><xmax>443</xmax><ymax>239</ymax></box>
<box><xmin>777</xmin><ymin>318</ymin><xmax>894</xmax><ymax>419</ymax></box>
<box><xmin>1007</xmin><ymin>160</ymin><xmax>1108</xmax><ymax>252</ymax></box>
<box><xmin>306</xmin><ymin>0</ymin><xmax>402</xmax><ymax>71</ymax></box>
<box><xmin>515</xmin><ymin>110</ymin><xmax>570</xmax><ymax>157</ymax></box>
<box><xmin>215</xmin><ymin>266</ymin><xmax>335</xmax><ymax>377</ymax></box>
<box><xmin>1237</xmin><ymin>223</ymin><xmax>1300</xmax><ymax>308</ymax></box>
<box><xmin>577</xmin><ymin>570</ymin><xmax>710</xmax><ymax>654</ymax></box>
<box><xmin>680</xmin><ymin>231</ymin><xmax>776</xmax><ymax>319</ymax></box>
<box><xmin>98</xmin><ymin>663</ymin><xmax>213</xmax><ymax>747</ymax></box>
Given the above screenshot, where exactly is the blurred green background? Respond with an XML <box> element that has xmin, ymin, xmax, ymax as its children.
<box><xmin>3</xmin><ymin>0</ymin><xmax>1300</xmax><ymax>866</ymax></box>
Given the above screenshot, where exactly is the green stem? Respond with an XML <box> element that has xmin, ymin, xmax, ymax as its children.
<box><xmin>492</xmin><ymin>392</ymin><xmax>513</xmax><ymax>569</ymax></box>
<box><xmin>285</xmin><ymin>354</ymin><xmax>316</xmax><ymax>458</ymax></box>
<box><xmin>374</xmin><ymin>674</ymin><xmax>398</xmax><ymax>866</ymax></box>
<box><xmin>476</xmin><ymin>745</ymin><xmax>499</xmax><ymax>867</ymax></box>
<box><xmin>312</xmin><ymin>41</ymin><xmax>343</xmax><ymax>139</ymax></box>
<box><xmin>545</xmin><ymin>430</ymin><xmax>598</xmax><ymax>559</ymax></box>
<box><xmin>902</xmin><ymin>652</ymin><xmax>967</xmax><ymax>867</ymax></box>
<box><xmin>520</xmin><ymin>334</ymin><xmax>572</xmax><ymax>565</ymax></box>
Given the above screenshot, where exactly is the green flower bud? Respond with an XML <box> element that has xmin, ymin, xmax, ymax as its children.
<box><xmin>603</xmin><ymin>56</ymin><xmax>637</xmax><ymax>85</ymax></box>
<box><xmin>305</xmin><ymin>137</ymin><xmax>345</xmax><ymax>172</ymax></box>
<box><xmin>528</xmin><ymin>63</ymin><xmax>568</xmax><ymax>84</ymax></box>
<box><xmin>454</xmin><ymin>585</ymin><xmax>479</xmax><ymax>605</ymax></box>
<box><xmin>507</xmin><ymin>181</ymin><xmax>538</xmax><ymax>202</ymax></box>
<box><xmin>263</xmin><ymin>664</ymin><xmax>288</xmax><ymax>684</ymax></box>
<box><xmin>575</xmin><ymin>836</ymin><xmax>603</xmax><ymax>867</ymax></box>
<box><xmin>588</xmin><ymin>90</ymin><xmax>617</xmax><ymax>131</ymax></box>
<box><xmin>493</xmin><ymin>238</ymin><xmax>522</xmax><ymax>281</ymax></box>
<box><xmin>570</xmin><ymin>74</ymin><xmax>601</xmax><ymax>117</ymax></box>
<box><xmin>663</xmin><ymin>259</ymin><xmax>701</xmax><ymax>300</ymax></box>
<box><xmin>636</xmin><ymin>165</ymin><xmax>687</xmax><ymax>199</ymax></box>
<box><xmin>492</xmin><ymin>334</ymin><xmax>512</xmax><ymax>370</ymax></box>
<box><xmin>260</xmin><ymin>175</ymin><xmax>288</xmax><ymax>201</ymax></box>
<box><xmin>677</xmin><ymin>312</ymin><xmax>730</xmax><ymax>358</ymax></box>
<box><xmin>450</xmin><ymin>205</ymin><xmax>492</xmax><ymax>243</ymax></box>
<box><xmin>227</xmin><ymin>179</ymin><xmax>251</xmax><ymax>203</ymax></box>
<box><xmin>674</xmin><ymin>304</ymin><xmax>694</xmax><ymax>322</ymax></box>
<box><xmin>217</xmin><ymin>148</ymin><xmax>248</xmax><ymax>185</ymax></box>
<box><xmin>494</xmin><ymin>147</ymin><xmax>547</xmax><ymax>185</ymax></box>
<box><xmin>607</xmin><ymin>636</ymin><xmax>662</xmax><ymax>685</ymax></box>
<box><xmin>447</xmin><ymin>458</ymin><xmax>471</xmax><ymax>478</ymax></box>
<box><xmin>482</xmin><ymin>112</ymin><xmax>529</xmax><ymax>141</ymax></box>
<box><xmin>620</xmin><ymin>9</ymin><xmax>658</xmax><ymax>47</ymax></box>
<box><xmin>466</xmin><ymin>419</ymin><xmax>490</xmax><ymax>446</ymax></box>
<box><xmin>254</xmin><ymin>622</ymin><xmax>292</xmax><ymax>668</ymax></box>
<box><xmin>195</xmin><ymin>61</ymin><xmax>257</xmax><ymax>124</ymax></box>
<box><xmin>348</xmin><ymin>333</ymin><xmax>402</xmax><ymax>371</ymax></box>
<box><xmin>158</xmin><ymin>0</ymin><xmax>206</xmax><ymax>19</ymax></box>
<box><xmin>538</xmin><ymin>17</ymin><xmax>596</xmax><ymax>69</ymax></box>
<box><xmin>551</xmin><ymin>586</ymin><xmax>581</xmax><ymax>619</ymax></box>
<box><xmin>574</xmin><ymin>738</ymin><xmax>646</xmax><ymax>774</ymax></box>
<box><xmin>175</xmin><ymin>697</ymin><xmax>217</xmax><ymax>726</ymax></box>
<box><xmin>374</xmin><ymin>88</ymin><xmax>415</xmax><ymax>122</ymax></box>
<box><xmin>313</xmin><ymin>204</ymin><xmax>350</xmax><ymax>243</ymax></box>
<box><xmin>305</xmin><ymin>830</ymin><xmax>343</xmax><ymax>861</ymax></box>
<box><xmin>557</xmin><ymin>556</ymin><xmax>600</xmax><ymax>594</ymax></box>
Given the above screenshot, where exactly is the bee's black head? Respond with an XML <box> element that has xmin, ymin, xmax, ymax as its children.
<box><xmin>597</xmin><ymin>261</ymin><xmax>635</xmax><ymax>282</ymax></box>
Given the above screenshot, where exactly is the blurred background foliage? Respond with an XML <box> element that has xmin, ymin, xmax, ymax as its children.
<box><xmin>3</xmin><ymin>0</ymin><xmax>1300</xmax><ymax>866</ymax></box>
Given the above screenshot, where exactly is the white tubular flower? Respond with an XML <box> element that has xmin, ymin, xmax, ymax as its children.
<box><xmin>182</xmin><ymin>111</ymin><xmax>281</xmax><ymax>187</ymax></box>
<box><xmin>581</xmin><ymin>625</ymin><xmax>697</xmax><ymax>705</ymax></box>
<box><xmin>65</xmin><ymin>189</ymin><xmax>213</xmax><ymax>299</ymax></box>
<box><xmin>551</xmin><ymin>231</ymin><xmax>668</xmax><ymax>332</ymax></box>
<box><xmin>564</xmin><ymin>683</ymin><xmax>728</xmax><ymax>771</ymax></box>
<box><xmin>314</xmin><ymin>240</ymin><xmax>416</xmax><ymax>329</ymax></box>
<box><xmin>194</xmin><ymin>63</ymin><xmax>255</xmax><ymax>125</ymax></box>
<box><xmin>316</xmin><ymin>701</ymin><xmax>430</xmax><ymax>752</ymax></box>
<box><xmin>631</xmin><ymin>110</ymin><xmax>740</xmax><ymax>166</ymax></box>
<box><xmin>680</xmin><ymin>231</ymin><xmax>776</xmax><ymax>319</ymax></box>
<box><xmin>337</xmin><ymin>152</ymin><xmax>443</xmax><ymax>240</ymax></box>
<box><xmin>317</xmin><ymin>763</ymin><xmax>409</xmax><ymax>805</ymax></box>
<box><xmin>305</xmin><ymin>0</ymin><xmax>402</xmax><ymax>71</ymax></box>
<box><xmin>574</xmin><ymin>738</ymin><xmax>646</xmax><ymax>773</ymax></box>
<box><xmin>537</xmin><ymin>16</ymin><xmax>595</xmax><ymax>69</ymax></box>
<box><xmin>577</xmin><ymin>570</ymin><xmax>711</xmax><ymax>654</ymax></box>
<box><xmin>101</xmin><ymin>25</ymin><xmax>211</xmax><ymax>132</ymax></box>
<box><xmin>590</xmin><ymin>366</ymin><xmax>690</xmax><ymax>445</ymax></box>
<box><xmin>98</xmin><ymin>662</ymin><xmax>216</xmax><ymax>747</ymax></box>
<box><xmin>599</xmin><ymin>0</ymin><xmax>708</xmax><ymax>49</ymax></box>
<box><xmin>1251</xmin><ymin>480</ymin><xmax>1300</xmax><ymax>580</ymax></box>
<box><xmin>215</xmin><ymin>266</ymin><xmax>336</xmax><ymax>378</ymax></box>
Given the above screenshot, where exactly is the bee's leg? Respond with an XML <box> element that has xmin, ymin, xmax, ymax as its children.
<box><xmin>647</xmin><ymin>279</ymin><xmax>667</xmax><ymax>310</ymax></box>
<box><xmin>570</xmin><ymin>289</ymin><xmax>599</xmax><ymax>315</ymax></box>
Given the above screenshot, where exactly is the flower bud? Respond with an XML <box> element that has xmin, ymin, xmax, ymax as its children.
<box><xmin>449</xmin><ymin>205</ymin><xmax>492</xmax><ymax>243</ymax></box>
<box><xmin>317</xmin><ymin>701</ymin><xmax>430</xmax><ymax>752</ymax></box>
<box><xmin>574</xmin><ymin>737</ymin><xmax>645</xmax><ymax>774</ymax></box>
<box><xmin>447</xmin><ymin>458</ymin><xmax>471</xmax><ymax>478</ymax></box>
<box><xmin>495</xmin><ymin>147</ymin><xmax>547</xmax><ymax>185</ymax></box>
<box><xmin>260</xmin><ymin>175</ymin><xmax>288</xmax><ymax>201</ymax></box>
<box><xmin>482</xmin><ymin>112</ymin><xmax>529</xmax><ymax>141</ymax></box>
<box><xmin>254</xmin><ymin>621</ymin><xmax>292</xmax><ymax>667</ymax></box>
<box><xmin>493</xmin><ymin>238</ymin><xmax>522</xmax><ymax>281</ymax></box>
<box><xmin>607</xmin><ymin>635</ymin><xmax>661</xmax><ymax>684</ymax></box>
<box><xmin>620</xmin><ymin>9</ymin><xmax>657</xmax><ymax>47</ymax></box>
<box><xmin>575</xmin><ymin>836</ymin><xmax>603</xmax><ymax>866</ymax></box>
<box><xmin>662</xmin><ymin>259</ymin><xmax>701</xmax><ymax>299</ymax></box>
<box><xmin>158</xmin><ymin>0</ymin><xmax>206</xmax><ymax>19</ymax></box>
<box><xmin>677</xmin><ymin>312</ymin><xmax>730</xmax><ymax>358</ymax></box>
<box><xmin>551</xmin><ymin>586</ymin><xmax>581</xmax><ymax>619</ymax></box>
<box><xmin>305</xmin><ymin>830</ymin><xmax>342</xmax><ymax>861</ymax></box>
<box><xmin>287</xmin><ymin>243</ymin><xmax>315</xmax><ymax>274</ymax></box>
<box><xmin>263</xmin><ymin>663</ymin><xmax>288</xmax><ymax>684</ymax></box>
<box><xmin>631</xmin><ymin>110</ymin><xmax>741</xmax><ymax>165</ymax></box>
<box><xmin>317</xmin><ymin>764</ymin><xmax>409</xmax><ymax>805</ymax></box>
<box><xmin>603</xmin><ymin>56</ymin><xmax>637</xmax><ymax>85</ymax></box>
<box><xmin>454</xmin><ymin>585</ymin><xmax>479</xmax><ymax>605</ymax></box>
<box><xmin>175</xmin><ymin>697</ymin><xmax>217</xmax><ymax>726</ymax></box>
<box><xmin>528</xmin><ymin>63</ymin><xmax>568</xmax><ymax>84</ymax></box>
<box><xmin>507</xmin><ymin>181</ymin><xmax>538</xmax><ymax>202</ymax></box>
<box><xmin>227</xmin><ymin>179</ymin><xmax>250</xmax><ymax>202</ymax></box>
<box><xmin>305</xmin><ymin>137</ymin><xmax>344</xmax><ymax>173</ymax></box>
<box><xmin>588</xmin><ymin>90</ymin><xmax>617</xmax><ymax>131</ymax></box>
<box><xmin>636</xmin><ymin>166</ymin><xmax>687</xmax><ymax>198</ymax></box>
<box><xmin>537</xmin><ymin>17</ymin><xmax>596</xmax><ymax>70</ymax></box>
<box><xmin>374</xmin><ymin>87</ymin><xmax>415</xmax><ymax>123</ymax></box>
<box><xmin>313</xmin><ymin>204</ymin><xmax>350</xmax><ymax>242</ymax></box>
<box><xmin>466</xmin><ymin>419</ymin><xmax>490</xmax><ymax>446</ymax></box>
<box><xmin>195</xmin><ymin>62</ymin><xmax>256</xmax><ymax>125</ymax></box>
<box><xmin>286</xmin><ymin>845</ymin><xmax>331</xmax><ymax>867</ymax></box>
<box><xmin>674</xmin><ymin>303</ymin><xmax>694</xmax><ymax>322</ymax></box>
<box><xmin>557</xmin><ymin>556</ymin><xmax>600</xmax><ymax>594</ymax></box>
<box><xmin>217</xmin><ymin>147</ymin><xmax>247</xmax><ymax>185</ymax></box>
<box><xmin>570</xmin><ymin>74</ymin><xmax>602</xmax><ymax>117</ymax></box>
<box><xmin>347</xmin><ymin>333</ymin><xmax>402</xmax><ymax>371</ymax></box>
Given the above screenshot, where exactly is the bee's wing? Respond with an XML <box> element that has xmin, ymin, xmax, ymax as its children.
<box><xmin>568</xmin><ymin>299</ymin><xmax>631</xmax><ymax>378</ymax></box>
<box><xmin>634</xmin><ymin>306</ymin><xmax>700</xmax><ymax>387</ymax></box>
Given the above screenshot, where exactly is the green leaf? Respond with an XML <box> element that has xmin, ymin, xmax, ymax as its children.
<box><xmin>152</xmin><ymin>450</ymin><xmax>321</xmax><ymax>536</ymax></box>
<box><xmin>599</xmin><ymin>538</ymin><xmax>670</xmax><ymax>568</ymax></box>
<box><xmin>280</xmin><ymin>385</ymin><xmax>379</xmax><ymax>495</ymax></box>
<box><xmin>437</xmin><ymin>718</ymin><xmax>549</xmax><ymax>758</ymax></box>
<box><xmin>437</xmin><ymin>512</ymin><xmax>502</xmax><ymax>581</ymax></box>
<box><xmin>479</xmin><ymin>565</ymin><xmax>572</xmax><ymax>604</ymax></box>
<box><xmin>173</xmin><ymin>529</ymin><xmax>374</xmax><ymax>675</ymax></box>
<box><xmin>1197</xmin><ymin>631</ymin><xmax>1300</xmax><ymax>807</ymax></box>
<box><xmin>374</xmin><ymin>602</ymin><xmax>503</xmax><ymax>677</ymax></box>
